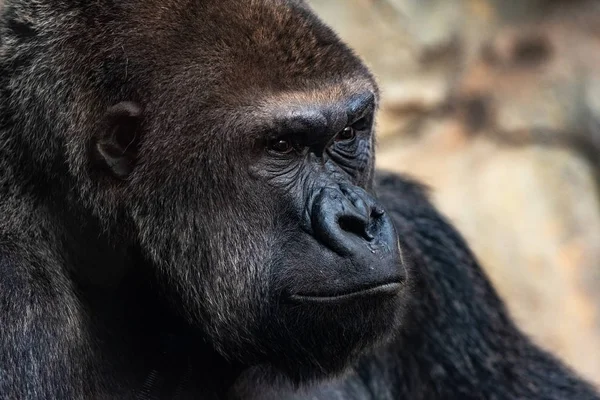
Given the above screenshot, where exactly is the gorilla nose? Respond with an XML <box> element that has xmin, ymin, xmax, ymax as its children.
<box><xmin>301</xmin><ymin>184</ymin><xmax>404</xmax><ymax>301</ymax></box>
<box><xmin>311</xmin><ymin>185</ymin><xmax>386</xmax><ymax>256</ymax></box>
<box><xmin>306</xmin><ymin>184</ymin><xmax>403</xmax><ymax>291</ymax></box>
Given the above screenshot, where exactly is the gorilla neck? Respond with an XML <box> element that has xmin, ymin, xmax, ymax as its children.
<box><xmin>102</xmin><ymin>260</ymin><xmax>246</xmax><ymax>399</ymax></box>
<box><xmin>63</xmin><ymin>217</ymin><xmax>247</xmax><ymax>397</ymax></box>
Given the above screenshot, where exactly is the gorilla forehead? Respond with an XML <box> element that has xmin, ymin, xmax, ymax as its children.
<box><xmin>111</xmin><ymin>0</ymin><xmax>379</xmax><ymax>153</ymax></box>
<box><xmin>24</xmin><ymin>0</ymin><xmax>375</xmax><ymax>142</ymax></box>
<box><xmin>125</xmin><ymin>0</ymin><xmax>375</xmax><ymax>104</ymax></box>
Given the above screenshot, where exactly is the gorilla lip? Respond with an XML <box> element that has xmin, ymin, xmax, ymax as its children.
<box><xmin>288</xmin><ymin>281</ymin><xmax>401</xmax><ymax>303</ymax></box>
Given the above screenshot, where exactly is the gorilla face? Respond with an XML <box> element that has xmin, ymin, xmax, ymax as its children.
<box><xmin>86</xmin><ymin>0</ymin><xmax>407</xmax><ymax>383</ymax></box>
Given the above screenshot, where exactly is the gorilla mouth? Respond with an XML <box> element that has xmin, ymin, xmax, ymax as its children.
<box><xmin>288</xmin><ymin>281</ymin><xmax>401</xmax><ymax>304</ymax></box>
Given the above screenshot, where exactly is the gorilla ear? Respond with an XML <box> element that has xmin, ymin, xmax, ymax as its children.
<box><xmin>94</xmin><ymin>101</ymin><xmax>143</xmax><ymax>179</ymax></box>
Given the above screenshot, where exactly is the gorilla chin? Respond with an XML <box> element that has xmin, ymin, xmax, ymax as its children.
<box><xmin>266</xmin><ymin>284</ymin><xmax>406</xmax><ymax>384</ymax></box>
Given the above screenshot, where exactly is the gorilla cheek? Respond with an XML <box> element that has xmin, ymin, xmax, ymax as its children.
<box><xmin>130</xmin><ymin>199</ymin><xmax>273</xmax><ymax>357</ymax></box>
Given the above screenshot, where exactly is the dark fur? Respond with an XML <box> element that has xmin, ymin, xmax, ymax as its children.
<box><xmin>0</xmin><ymin>0</ymin><xmax>598</xmax><ymax>399</ymax></box>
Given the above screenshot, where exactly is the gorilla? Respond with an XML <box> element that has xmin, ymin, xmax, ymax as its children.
<box><xmin>0</xmin><ymin>0</ymin><xmax>597</xmax><ymax>399</ymax></box>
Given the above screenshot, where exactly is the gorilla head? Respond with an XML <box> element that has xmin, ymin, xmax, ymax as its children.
<box><xmin>2</xmin><ymin>0</ymin><xmax>407</xmax><ymax>384</ymax></box>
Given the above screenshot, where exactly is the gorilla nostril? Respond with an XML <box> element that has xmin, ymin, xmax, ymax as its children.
<box><xmin>338</xmin><ymin>215</ymin><xmax>374</xmax><ymax>241</ymax></box>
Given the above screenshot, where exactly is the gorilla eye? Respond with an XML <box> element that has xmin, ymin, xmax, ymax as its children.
<box><xmin>336</xmin><ymin>127</ymin><xmax>356</xmax><ymax>143</ymax></box>
<box><xmin>269</xmin><ymin>139</ymin><xmax>294</xmax><ymax>154</ymax></box>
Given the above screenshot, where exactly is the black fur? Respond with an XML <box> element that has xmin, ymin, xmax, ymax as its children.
<box><xmin>0</xmin><ymin>0</ymin><xmax>598</xmax><ymax>399</ymax></box>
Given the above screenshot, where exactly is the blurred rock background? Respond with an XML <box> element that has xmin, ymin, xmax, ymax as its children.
<box><xmin>309</xmin><ymin>0</ymin><xmax>600</xmax><ymax>386</ymax></box>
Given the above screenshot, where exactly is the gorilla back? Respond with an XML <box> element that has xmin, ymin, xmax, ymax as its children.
<box><xmin>0</xmin><ymin>1</ymin><xmax>598</xmax><ymax>400</ymax></box>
